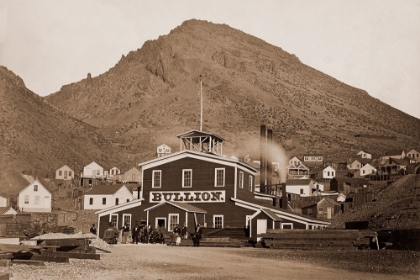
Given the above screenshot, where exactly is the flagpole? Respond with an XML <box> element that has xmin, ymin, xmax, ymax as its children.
<box><xmin>200</xmin><ymin>74</ymin><xmax>203</xmax><ymax>131</ymax></box>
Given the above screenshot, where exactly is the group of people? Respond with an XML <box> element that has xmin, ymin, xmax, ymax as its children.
<box><xmin>91</xmin><ymin>221</ymin><xmax>203</xmax><ymax>246</ymax></box>
<box><xmin>130</xmin><ymin>222</ymin><xmax>165</xmax><ymax>244</ymax></box>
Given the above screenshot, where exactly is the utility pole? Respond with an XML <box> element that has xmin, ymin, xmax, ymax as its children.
<box><xmin>200</xmin><ymin>74</ymin><xmax>203</xmax><ymax>131</ymax></box>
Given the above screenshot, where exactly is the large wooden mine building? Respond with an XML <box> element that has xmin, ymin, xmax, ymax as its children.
<box><xmin>96</xmin><ymin>127</ymin><xmax>330</xmax><ymax>240</ymax></box>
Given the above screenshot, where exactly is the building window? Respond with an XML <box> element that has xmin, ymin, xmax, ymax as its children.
<box><xmin>24</xmin><ymin>195</ymin><xmax>29</xmax><ymax>204</ymax></box>
<box><xmin>115</xmin><ymin>198</ymin><xmax>119</xmax><ymax>205</ymax></box>
<box><xmin>300</xmin><ymin>189</ymin><xmax>304</xmax><ymax>195</ymax></box>
<box><xmin>123</xmin><ymin>214</ymin><xmax>132</xmax><ymax>229</ymax></box>
<box><xmin>308</xmin><ymin>208</ymin><xmax>313</xmax><ymax>216</ymax></box>
<box><xmin>102</xmin><ymin>197</ymin><xmax>106</xmax><ymax>205</ymax></box>
<box><xmin>215</xmin><ymin>168</ymin><xmax>225</xmax><ymax>187</ymax></box>
<box><xmin>69</xmin><ymin>171</ymin><xmax>72</xmax><ymax>176</ymax></box>
<box><xmin>319</xmin><ymin>207</ymin><xmax>324</xmax><ymax>214</ymax></box>
<box><xmin>327</xmin><ymin>171</ymin><xmax>330</xmax><ymax>176</ymax></box>
<box><xmin>168</xmin><ymin>214</ymin><xmax>179</xmax><ymax>232</ymax></box>
<box><xmin>248</xmin><ymin>176</ymin><xmax>253</xmax><ymax>191</ymax></box>
<box><xmin>182</xmin><ymin>169</ymin><xmax>192</xmax><ymax>188</ymax></box>
<box><xmin>89</xmin><ymin>197</ymin><xmax>93</xmax><ymax>205</ymax></box>
<box><xmin>152</xmin><ymin>170</ymin><xmax>162</xmax><ymax>188</ymax></box>
<box><xmin>127</xmin><ymin>199</ymin><xmax>130</xmax><ymax>202</ymax></box>
<box><xmin>238</xmin><ymin>171</ymin><xmax>244</xmax><ymax>188</ymax></box>
<box><xmin>110</xmin><ymin>214</ymin><xmax>118</xmax><ymax>228</ymax></box>
<box><xmin>213</xmin><ymin>215</ymin><xmax>224</xmax><ymax>228</ymax></box>
<box><xmin>34</xmin><ymin>185</ymin><xmax>38</xmax><ymax>191</ymax></box>
<box><xmin>34</xmin><ymin>196</ymin><xmax>40</xmax><ymax>205</ymax></box>
<box><xmin>59</xmin><ymin>171</ymin><xmax>62</xmax><ymax>176</ymax></box>
<box><xmin>97</xmin><ymin>170</ymin><xmax>100</xmax><ymax>176</ymax></box>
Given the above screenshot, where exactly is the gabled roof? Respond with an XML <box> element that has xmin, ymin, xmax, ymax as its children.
<box><xmin>85</xmin><ymin>184</ymin><xmax>129</xmax><ymax>195</ymax></box>
<box><xmin>301</xmin><ymin>197</ymin><xmax>340</xmax><ymax>208</ymax></box>
<box><xmin>176</xmin><ymin>130</ymin><xmax>225</xmax><ymax>142</ymax></box>
<box><xmin>57</xmin><ymin>165</ymin><xmax>74</xmax><ymax>171</ymax></box>
<box><xmin>384</xmin><ymin>149</ymin><xmax>405</xmax><ymax>156</ymax></box>
<box><xmin>96</xmin><ymin>199</ymin><xmax>143</xmax><ymax>215</ymax></box>
<box><xmin>231</xmin><ymin>198</ymin><xmax>330</xmax><ymax>225</ymax></box>
<box><xmin>261</xmin><ymin>208</ymin><xmax>284</xmax><ymax>222</ymax></box>
<box><xmin>286</xmin><ymin>179</ymin><xmax>311</xmax><ymax>185</ymax></box>
<box><xmin>144</xmin><ymin>201</ymin><xmax>207</xmax><ymax>214</ymax></box>
<box><xmin>138</xmin><ymin>150</ymin><xmax>258</xmax><ymax>174</ymax></box>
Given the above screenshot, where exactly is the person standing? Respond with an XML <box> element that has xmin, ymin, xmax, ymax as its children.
<box><xmin>132</xmin><ymin>222</ymin><xmax>140</xmax><ymax>244</ymax></box>
<box><xmin>120</xmin><ymin>223</ymin><xmax>130</xmax><ymax>244</ymax></box>
<box><xmin>194</xmin><ymin>224</ymin><xmax>203</xmax><ymax>247</ymax></box>
<box><xmin>172</xmin><ymin>224</ymin><xmax>181</xmax><ymax>245</ymax></box>
<box><xmin>90</xmin><ymin>224</ymin><xmax>97</xmax><ymax>235</ymax></box>
<box><xmin>181</xmin><ymin>223</ymin><xmax>188</xmax><ymax>239</ymax></box>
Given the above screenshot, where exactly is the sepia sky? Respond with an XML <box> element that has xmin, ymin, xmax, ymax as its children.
<box><xmin>0</xmin><ymin>0</ymin><xmax>419</xmax><ymax>119</ymax></box>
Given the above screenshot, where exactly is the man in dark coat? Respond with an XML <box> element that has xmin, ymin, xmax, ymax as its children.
<box><xmin>131</xmin><ymin>222</ymin><xmax>141</xmax><ymax>244</ymax></box>
<box><xmin>193</xmin><ymin>224</ymin><xmax>203</xmax><ymax>247</ymax></box>
<box><xmin>90</xmin><ymin>224</ymin><xmax>97</xmax><ymax>235</ymax></box>
<box><xmin>120</xmin><ymin>223</ymin><xmax>130</xmax><ymax>244</ymax></box>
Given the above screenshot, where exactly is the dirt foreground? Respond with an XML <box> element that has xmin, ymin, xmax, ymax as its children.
<box><xmin>2</xmin><ymin>243</ymin><xmax>420</xmax><ymax>280</ymax></box>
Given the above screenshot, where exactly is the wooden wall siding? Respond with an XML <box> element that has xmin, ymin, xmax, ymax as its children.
<box><xmin>143</xmin><ymin>158</ymin><xmax>235</xmax><ymax>192</ymax></box>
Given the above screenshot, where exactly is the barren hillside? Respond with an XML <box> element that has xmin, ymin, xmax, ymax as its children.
<box><xmin>0</xmin><ymin>66</ymin><xmax>125</xmax><ymax>196</ymax></box>
<box><xmin>45</xmin><ymin>19</ymin><xmax>420</xmax><ymax>161</ymax></box>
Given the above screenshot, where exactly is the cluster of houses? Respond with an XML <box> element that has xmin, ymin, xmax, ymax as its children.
<box><xmin>1</xmin><ymin>126</ymin><xmax>419</xmax><ymax>240</ymax></box>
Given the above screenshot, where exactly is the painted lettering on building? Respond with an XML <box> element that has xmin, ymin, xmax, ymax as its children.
<box><xmin>149</xmin><ymin>191</ymin><xmax>225</xmax><ymax>203</ymax></box>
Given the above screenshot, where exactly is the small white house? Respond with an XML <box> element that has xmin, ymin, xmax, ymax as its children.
<box><xmin>322</xmin><ymin>166</ymin><xmax>336</xmax><ymax>180</ymax></box>
<box><xmin>286</xmin><ymin>179</ymin><xmax>312</xmax><ymax>197</ymax></box>
<box><xmin>359</xmin><ymin>163</ymin><xmax>377</xmax><ymax>177</ymax></box>
<box><xmin>117</xmin><ymin>167</ymin><xmax>142</xmax><ymax>183</ymax></box>
<box><xmin>347</xmin><ymin>159</ymin><xmax>362</xmax><ymax>170</ymax></box>
<box><xmin>55</xmin><ymin>165</ymin><xmax>75</xmax><ymax>180</ymax></box>
<box><xmin>81</xmin><ymin>161</ymin><xmax>105</xmax><ymax>179</ymax></box>
<box><xmin>83</xmin><ymin>184</ymin><xmax>134</xmax><ymax>210</ymax></box>
<box><xmin>108</xmin><ymin>167</ymin><xmax>121</xmax><ymax>178</ymax></box>
<box><xmin>157</xmin><ymin>144</ymin><xmax>172</xmax><ymax>158</ymax></box>
<box><xmin>17</xmin><ymin>180</ymin><xmax>52</xmax><ymax>213</ymax></box>
<box><xmin>357</xmin><ymin>150</ymin><xmax>372</xmax><ymax>159</ymax></box>
<box><xmin>0</xmin><ymin>195</ymin><xmax>7</xmax><ymax>207</ymax></box>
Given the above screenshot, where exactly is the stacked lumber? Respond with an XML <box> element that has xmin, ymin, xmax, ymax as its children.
<box><xmin>200</xmin><ymin>237</ymin><xmax>243</xmax><ymax>248</ymax></box>
<box><xmin>0</xmin><ymin>235</ymin><xmax>101</xmax><ymax>266</ymax></box>
<box><xmin>258</xmin><ymin>229</ymin><xmax>374</xmax><ymax>250</ymax></box>
<box><xmin>48</xmin><ymin>226</ymin><xmax>75</xmax><ymax>234</ymax></box>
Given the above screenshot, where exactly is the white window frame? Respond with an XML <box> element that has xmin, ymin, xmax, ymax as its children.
<box><xmin>89</xmin><ymin>197</ymin><xmax>93</xmax><ymax>205</ymax></box>
<box><xmin>238</xmin><ymin>171</ymin><xmax>244</xmax><ymax>188</ymax></box>
<box><xmin>214</xmin><ymin>168</ymin><xmax>225</xmax><ymax>187</ymax></box>
<box><xmin>168</xmin><ymin>214</ymin><xmax>179</xmax><ymax>232</ymax></box>
<box><xmin>34</xmin><ymin>196</ymin><xmax>40</xmax><ymax>205</ymax></box>
<box><xmin>34</xmin><ymin>185</ymin><xmax>38</xmax><ymax>191</ymax></box>
<box><xmin>24</xmin><ymin>195</ymin><xmax>29</xmax><ymax>204</ymax></box>
<box><xmin>248</xmin><ymin>175</ymin><xmax>253</xmax><ymax>191</ymax></box>
<box><xmin>122</xmin><ymin>214</ymin><xmax>132</xmax><ymax>229</ymax></box>
<box><xmin>152</xmin><ymin>170</ymin><xmax>162</xmax><ymax>188</ymax></box>
<box><xmin>109</xmin><ymin>213</ymin><xmax>118</xmax><ymax>228</ymax></box>
<box><xmin>102</xmin><ymin>197</ymin><xmax>107</xmax><ymax>205</ymax></box>
<box><xmin>213</xmin><ymin>215</ymin><xmax>224</xmax><ymax>229</ymax></box>
<box><xmin>155</xmin><ymin>217</ymin><xmax>167</xmax><ymax>230</ymax></box>
<box><xmin>182</xmin><ymin>169</ymin><xmax>193</xmax><ymax>188</ymax></box>
<box><xmin>281</xmin><ymin>223</ymin><xmax>293</xmax><ymax>229</ymax></box>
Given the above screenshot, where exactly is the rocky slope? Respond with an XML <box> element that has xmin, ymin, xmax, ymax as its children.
<box><xmin>45</xmin><ymin>19</ymin><xmax>420</xmax><ymax>161</ymax></box>
<box><xmin>0</xmin><ymin>66</ymin><xmax>124</xmax><ymax>196</ymax></box>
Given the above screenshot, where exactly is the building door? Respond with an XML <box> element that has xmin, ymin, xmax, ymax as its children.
<box><xmin>156</xmin><ymin>218</ymin><xmax>166</xmax><ymax>229</ymax></box>
<box><xmin>256</xmin><ymin>219</ymin><xmax>267</xmax><ymax>241</ymax></box>
<box><xmin>327</xmin><ymin>207</ymin><xmax>332</xmax><ymax>219</ymax></box>
<box><xmin>64</xmin><ymin>171</ymin><xmax>67</xmax><ymax>179</ymax></box>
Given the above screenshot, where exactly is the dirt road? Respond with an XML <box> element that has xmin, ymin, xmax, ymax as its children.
<box><xmin>4</xmin><ymin>243</ymin><xmax>420</xmax><ymax>280</ymax></box>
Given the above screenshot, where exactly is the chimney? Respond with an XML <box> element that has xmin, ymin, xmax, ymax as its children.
<box><xmin>281</xmin><ymin>182</ymin><xmax>288</xmax><ymax>210</ymax></box>
<box><xmin>260</xmin><ymin>125</ymin><xmax>267</xmax><ymax>193</ymax></box>
<box><xmin>267</xmin><ymin>129</ymin><xmax>273</xmax><ymax>187</ymax></box>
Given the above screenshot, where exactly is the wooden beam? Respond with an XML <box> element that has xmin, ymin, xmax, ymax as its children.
<box><xmin>41</xmin><ymin>251</ymin><xmax>100</xmax><ymax>260</ymax></box>
<box><xmin>31</xmin><ymin>255</ymin><xmax>69</xmax><ymax>263</ymax></box>
<box><xmin>11</xmin><ymin>260</ymin><xmax>45</xmax><ymax>266</ymax></box>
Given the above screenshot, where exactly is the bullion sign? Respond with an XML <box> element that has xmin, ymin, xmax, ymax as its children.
<box><xmin>150</xmin><ymin>191</ymin><xmax>225</xmax><ymax>203</ymax></box>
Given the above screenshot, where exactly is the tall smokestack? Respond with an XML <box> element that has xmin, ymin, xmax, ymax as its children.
<box><xmin>260</xmin><ymin>125</ymin><xmax>267</xmax><ymax>192</ymax></box>
<box><xmin>281</xmin><ymin>183</ymin><xmax>288</xmax><ymax>210</ymax></box>
<box><xmin>267</xmin><ymin>129</ymin><xmax>273</xmax><ymax>188</ymax></box>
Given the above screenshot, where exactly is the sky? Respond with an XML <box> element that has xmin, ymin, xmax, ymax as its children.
<box><xmin>0</xmin><ymin>0</ymin><xmax>419</xmax><ymax>119</ymax></box>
